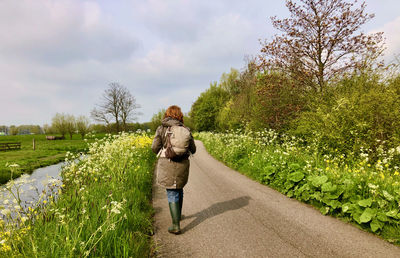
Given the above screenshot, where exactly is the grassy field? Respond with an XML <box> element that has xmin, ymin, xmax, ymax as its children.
<box><xmin>0</xmin><ymin>134</ymin><xmax>104</xmax><ymax>184</ymax></box>
<box><xmin>197</xmin><ymin>131</ymin><xmax>400</xmax><ymax>245</ymax></box>
<box><xmin>0</xmin><ymin>133</ymin><xmax>156</xmax><ymax>256</ymax></box>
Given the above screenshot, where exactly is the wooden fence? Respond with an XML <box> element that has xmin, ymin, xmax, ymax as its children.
<box><xmin>0</xmin><ymin>142</ymin><xmax>21</xmax><ymax>151</ymax></box>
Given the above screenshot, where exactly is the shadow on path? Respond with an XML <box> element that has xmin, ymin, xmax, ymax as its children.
<box><xmin>182</xmin><ymin>196</ymin><xmax>251</xmax><ymax>233</ymax></box>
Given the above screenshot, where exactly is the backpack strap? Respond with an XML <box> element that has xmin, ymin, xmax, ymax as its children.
<box><xmin>165</xmin><ymin>127</ymin><xmax>173</xmax><ymax>149</ymax></box>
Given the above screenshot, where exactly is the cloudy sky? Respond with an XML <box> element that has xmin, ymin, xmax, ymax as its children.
<box><xmin>1</xmin><ymin>0</ymin><xmax>400</xmax><ymax>126</ymax></box>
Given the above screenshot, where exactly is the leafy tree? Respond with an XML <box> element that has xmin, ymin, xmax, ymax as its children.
<box><xmin>219</xmin><ymin>68</ymin><xmax>240</xmax><ymax>97</ymax></box>
<box><xmin>260</xmin><ymin>0</ymin><xmax>384</xmax><ymax>92</ymax></box>
<box><xmin>65</xmin><ymin>115</ymin><xmax>76</xmax><ymax>139</ymax></box>
<box><xmin>183</xmin><ymin>113</ymin><xmax>195</xmax><ymax>131</ymax></box>
<box><xmin>149</xmin><ymin>109</ymin><xmax>166</xmax><ymax>132</ymax></box>
<box><xmin>29</xmin><ymin>125</ymin><xmax>42</xmax><ymax>134</ymax></box>
<box><xmin>43</xmin><ymin>124</ymin><xmax>55</xmax><ymax>134</ymax></box>
<box><xmin>76</xmin><ymin>115</ymin><xmax>91</xmax><ymax>139</ymax></box>
<box><xmin>216</xmin><ymin>61</ymin><xmax>259</xmax><ymax>131</ymax></box>
<box><xmin>0</xmin><ymin>126</ymin><xmax>7</xmax><ymax>135</ymax></box>
<box><xmin>190</xmin><ymin>82</ymin><xmax>229</xmax><ymax>131</ymax></box>
<box><xmin>9</xmin><ymin>125</ymin><xmax>18</xmax><ymax>135</ymax></box>
<box><xmin>216</xmin><ymin>100</ymin><xmax>242</xmax><ymax>131</ymax></box>
<box><xmin>51</xmin><ymin>113</ymin><xmax>68</xmax><ymax>138</ymax></box>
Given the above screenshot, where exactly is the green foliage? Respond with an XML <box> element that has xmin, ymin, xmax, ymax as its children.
<box><xmin>192</xmin><ymin>63</ymin><xmax>308</xmax><ymax>133</ymax></box>
<box><xmin>183</xmin><ymin>114</ymin><xmax>195</xmax><ymax>131</ymax></box>
<box><xmin>216</xmin><ymin>100</ymin><xmax>243</xmax><ymax>131</ymax></box>
<box><xmin>51</xmin><ymin>113</ymin><xmax>69</xmax><ymax>137</ymax></box>
<box><xmin>215</xmin><ymin>62</ymin><xmax>259</xmax><ymax>131</ymax></box>
<box><xmin>219</xmin><ymin>68</ymin><xmax>240</xmax><ymax>97</ymax></box>
<box><xmin>75</xmin><ymin>115</ymin><xmax>90</xmax><ymax>139</ymax></box>
<box><xmin>293</xmin><ymin>74</ymin><xmax>400</xmax><ymax>158</ymax></box>
<box><xmin>149</xmin><ymin>109</ymin><xmax>166</xmax><ymax>132</ymax></box>
<box><xmin>190</xmin><ymin>82</ymin><xmax>229</xmax><ymax>131</ymax></box>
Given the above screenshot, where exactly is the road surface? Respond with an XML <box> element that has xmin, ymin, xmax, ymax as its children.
<box><xmin>152</xmin><ymin>140</ymin><xmax>400</xmax><ymax>257</ymax></box>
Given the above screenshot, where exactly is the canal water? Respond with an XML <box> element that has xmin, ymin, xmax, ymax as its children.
<box><xmin>0</xmin><ymin>162</ymin><xmax>64</xmax><ymax>218</ymax></box>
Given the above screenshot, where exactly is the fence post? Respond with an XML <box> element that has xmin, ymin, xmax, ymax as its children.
<box><xmin>33</xmin><ymin>138</ymin><xmax>35</xmax><ymax>150</ymax></box>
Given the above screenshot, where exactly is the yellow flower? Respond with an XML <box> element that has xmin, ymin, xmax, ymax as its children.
<box><xmin>1</xmin><ymin>244</ymin><xmax>11</xmax><ymax>252</ymax></box>
<box><xmin>394</xmin><ymin>171</ymin><xmax>399</xmax><ymax>176</ymax></box>
<box><xmin>380</xmin><ymin>173</ymin><xmax>385</xmax><ymax>180</ymax></box>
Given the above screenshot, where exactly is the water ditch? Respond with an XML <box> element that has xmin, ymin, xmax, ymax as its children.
<box><xmin>0</xmin><ymin>161</ymin><xmax>65</xmax><ymax>220</ymax></box>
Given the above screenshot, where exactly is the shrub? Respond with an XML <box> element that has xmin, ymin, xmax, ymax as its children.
<box><xmin>293</xmin><ymin>74</ymin><xmax>400</xmax><ymax>160</ymax></box>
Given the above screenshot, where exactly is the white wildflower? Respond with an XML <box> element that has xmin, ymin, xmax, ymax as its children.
<box><xmin>111</xmin><ymin>207</ymin><xmax>120</xmax><ymax>214</ymax></box>
<box><xmin>1</xmin><ymin>209</ymin><xmax>11</xmax><ymax>216</ymax></box>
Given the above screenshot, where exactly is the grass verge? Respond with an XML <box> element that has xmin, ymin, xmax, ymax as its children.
<box><xmin>0</xmin><ymin>133</ymin><xmax>156</xmax><ymax>257</ymax></box>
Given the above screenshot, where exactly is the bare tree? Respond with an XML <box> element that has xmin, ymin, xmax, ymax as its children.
<box><xmin>259</xmin><ymin>0</ymin><xmax>384</xmax><ymax>92</ymax></box>
<box><xmin>91</xmin><ymin>83</ymin><xmax>122</xmax><ymax>132</ymax></box>
<box><xmin>119</xmin><ymin>89</ymin><xmax>141</xmax><ymax>131</ymax></box>
<box><xmin>76</xmin><ymin>115</ymin><xmax>91</xmax><ymax>139</ymax></box>
<box><xmin>90</xmin><ymin>108</ymin><xmax>110</xmax><ymax>125</ymax></box>
<box><xmin>91</xmin><ymin>83</ymin><xmax>140</xmax><ymax>132</ymax></box>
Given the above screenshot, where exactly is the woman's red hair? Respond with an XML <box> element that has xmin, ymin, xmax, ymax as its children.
<box><xmin>164</xmin><ymin>105</ymin><xmax>184</xmax><ymax>123</ymax></box>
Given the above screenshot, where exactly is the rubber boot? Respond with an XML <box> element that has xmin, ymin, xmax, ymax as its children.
<box><xmin>179</xmin><ymin>197</ymin><xmax>184</xmax><ymax>220</ymax></box>
<box><xmin>168</xmin><ymin>202</ymin><xmax>181</xmax><ymax>234</ymax></box>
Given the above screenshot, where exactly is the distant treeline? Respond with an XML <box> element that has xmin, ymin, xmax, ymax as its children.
<box><xmin>0</xmin><ymin>125</ymin><xmax>43</xmax><ymax>135</ymax></box>
<box><xmin>0</xmin><ymin>121</ymin><xmax>152</xmax><ymax>137</ymax></box>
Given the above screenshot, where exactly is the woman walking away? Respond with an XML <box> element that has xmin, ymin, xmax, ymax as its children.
<box><xmin>151</xmin><ymin>105</ymin><xmax>196</xmax><ymax>234</ymax></box>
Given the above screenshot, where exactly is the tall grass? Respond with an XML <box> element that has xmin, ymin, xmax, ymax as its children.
<box><xmin>197</xmin><ymin>130</ymin><xmax>400</xmax><ymax>244</ymax></box>
<box><xmin>0</xmin><ymin>133</ymin><xmax>156</xmax><ymax>257</ymax></box>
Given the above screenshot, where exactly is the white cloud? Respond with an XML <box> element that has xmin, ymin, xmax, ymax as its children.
<box><xmin>0</xmin><ymin>0</ymin><xmax>140</xmax><ymax>125</ymax></box>
<box><xmin>11</xmin><ymin>0</ymin><xmax>400</xmax><ymax>126</ymax></box>
<box><xmin>371</xmin><ymin>16</ymin><xmax>400</xmax><ymax>62</ymax></box>
<box><xmin>0</xmin><ymin>0</ymin><xmax>138</xmax><ymax>64</ymax></box>
<box><xmin>0</xmin><ymin>0</ymin><xmax>262</xmax><ymax>125</ymax></box>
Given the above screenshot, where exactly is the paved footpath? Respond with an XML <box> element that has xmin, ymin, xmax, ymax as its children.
<box><xmin>152</xmin><ymin>141</ymin><xmax>400</xmax><ymax>257</ymax></box>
